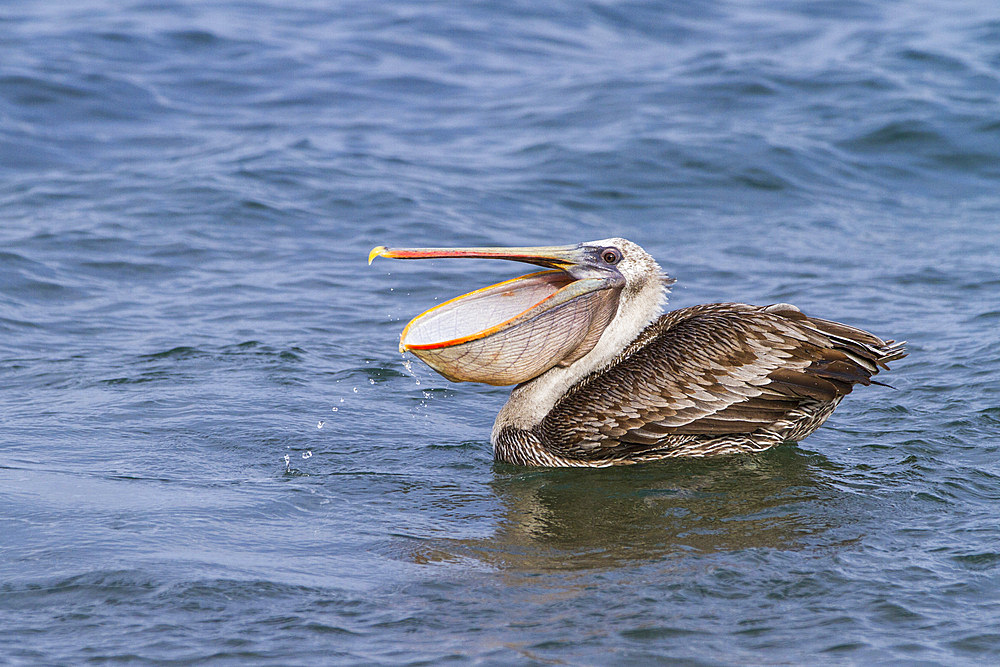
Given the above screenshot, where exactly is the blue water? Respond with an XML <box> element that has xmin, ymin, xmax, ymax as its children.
<box><xmin>2</xmin><ymin>0</ymin><xmax>999</xmax><ymax>663</ymax></box>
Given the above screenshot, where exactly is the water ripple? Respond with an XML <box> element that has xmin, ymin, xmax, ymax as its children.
<box><xmin>1</xmin><ymin>0</ymin><xmax>1000</xmax><ymax>663</ymax></box>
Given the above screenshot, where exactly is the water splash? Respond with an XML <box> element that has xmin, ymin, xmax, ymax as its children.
<box><xmin>401</xmin><ymin>359</ymin><xmax>421</xmax><ymax>385</ymax></box>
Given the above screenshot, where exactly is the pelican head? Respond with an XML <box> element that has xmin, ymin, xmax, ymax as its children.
<box><xmin>369</xmin><ymin>238</ymin><xmax>669</xmax><ymax>385</ymax></box>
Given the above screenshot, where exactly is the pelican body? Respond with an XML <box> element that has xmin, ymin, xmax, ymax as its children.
<box><xmin>370</xmin><ymin>239</ymin><xmax>906</xmax><ymax>467</ymax></box>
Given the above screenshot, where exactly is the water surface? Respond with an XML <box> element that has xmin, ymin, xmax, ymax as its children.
<box><xmin>2</xmin><ymin>0</ymin><xmax>1000</xmax><ymax>663</ymax></box>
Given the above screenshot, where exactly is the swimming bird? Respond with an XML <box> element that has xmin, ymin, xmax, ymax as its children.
<box><xmin>369</xmin><ymin>238</ymin><xmax>906</xmax><ymax>467</ymax></box>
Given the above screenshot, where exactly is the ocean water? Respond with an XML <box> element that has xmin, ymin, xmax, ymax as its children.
<box><xmin>2</xmin><ymin>0</ymin><xmax>999</xmax><ymax>663</ymax></box>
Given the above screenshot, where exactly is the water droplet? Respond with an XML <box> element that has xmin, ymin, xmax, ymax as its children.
<box><xmin>317</xmin><ymin>420</ymin><xmax>325</xmax><ymax>429</ymax></box>
<box><xmin>302</xmin><ymin>451</ymin><xmax>312</xmax><ymax>460</ymax></box>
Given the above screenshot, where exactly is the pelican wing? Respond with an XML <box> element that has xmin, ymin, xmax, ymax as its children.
<box><xmin>536</xmin><ymin>303</ymin><xmax>903</xmax><ymax>460</ymax></box>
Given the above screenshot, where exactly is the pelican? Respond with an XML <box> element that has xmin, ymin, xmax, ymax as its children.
<box><xmin>369</xmin><ymin>238</ymin><xmax>906</xmax><ymax>467</ymax></box>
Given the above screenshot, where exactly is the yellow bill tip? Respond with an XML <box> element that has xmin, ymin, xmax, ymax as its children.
<box><xmin>368</xmin><ymin>246</ymin><xmax>387</xmax><ymax>265</ymax></box>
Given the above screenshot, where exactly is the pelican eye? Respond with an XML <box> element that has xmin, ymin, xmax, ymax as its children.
<box><xmin>600</xmin><ymin>248</ymin><xmax>622</xmax><ymax>265</ymax></box>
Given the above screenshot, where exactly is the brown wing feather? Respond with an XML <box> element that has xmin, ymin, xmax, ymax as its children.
<box><xmin>536</xmin><ymin>303</ymin><xmax>900</xmax><ymax>460</ymax></box>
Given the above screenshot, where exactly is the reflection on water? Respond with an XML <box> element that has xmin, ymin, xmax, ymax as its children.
<box><xmin>409</xmin><ymin>445</ymin><xmax>852</xmax><ymax>572</ymax></box>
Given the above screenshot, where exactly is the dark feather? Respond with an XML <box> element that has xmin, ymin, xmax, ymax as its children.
<box><xmin>526</xmin><ymin>303</ymin><xmax>905</xmax><ymax>463</ymax></box>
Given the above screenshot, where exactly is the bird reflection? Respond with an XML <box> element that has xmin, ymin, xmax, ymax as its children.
<box><xmin>404</xmin><ymin>445</ymin><xmax>849</xmax><ymax>572</ymax></box>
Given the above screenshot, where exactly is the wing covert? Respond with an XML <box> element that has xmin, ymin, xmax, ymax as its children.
<box><xmin>535</xmin><ymin>303</ymin><xmax>889</xmax><ymax>459</ymax></box>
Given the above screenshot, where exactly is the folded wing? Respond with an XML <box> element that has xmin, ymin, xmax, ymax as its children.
<box><xmin>536</xmin><ymin>302</ymin><xmax>905</xmax><ymax>460</ymax></box>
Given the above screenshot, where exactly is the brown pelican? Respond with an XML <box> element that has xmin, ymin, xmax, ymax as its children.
<box><xmin>369</xmin><ymin>238</ymin><xmax>906</xmax><ymax>467</ymax></box>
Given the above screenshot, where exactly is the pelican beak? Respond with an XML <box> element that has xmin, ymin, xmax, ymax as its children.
<box><xmin>369</xmin><ymin>243</ymin><xmax>624</xmax><ymax>385</ymax></box>
<box><xmin>370</xmin><ymin>244</ymin><xmax>591</xmax><ymax>271</ymax></box>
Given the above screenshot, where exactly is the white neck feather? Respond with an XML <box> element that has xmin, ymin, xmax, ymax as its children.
<box><xmin>491</xmin><ymin>277</ymin><xmax>667</xmax><ymax>442</ymax></box>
